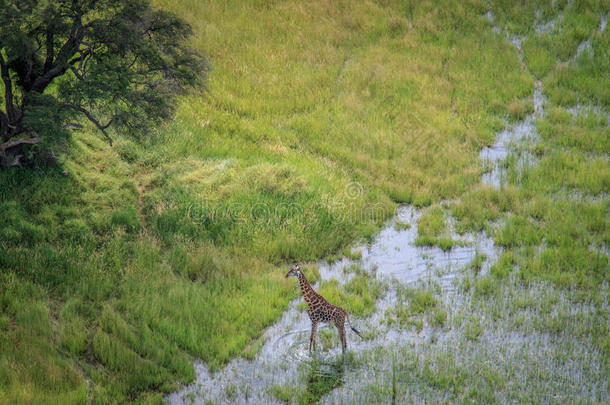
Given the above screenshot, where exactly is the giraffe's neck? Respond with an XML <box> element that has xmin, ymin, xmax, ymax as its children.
<box><xmin>298</xmin><ymin>273</ymin><xmax>318</xmax><ymax>305</ymax></box>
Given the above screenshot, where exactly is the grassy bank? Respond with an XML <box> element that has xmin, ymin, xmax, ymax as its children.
<box><xmin>1</xmin><ymin>0</ymin><xmax>606</xmax><ymax>403</ymax></box>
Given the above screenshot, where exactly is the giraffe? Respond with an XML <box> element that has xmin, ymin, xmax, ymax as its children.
<box><xmin>285</xmin><ymin>264</ymin><xmax>362</xmax><ymax>353</ymax></box>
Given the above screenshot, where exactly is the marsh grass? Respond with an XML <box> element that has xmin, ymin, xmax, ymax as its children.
<box><xmin>394</xmin><ymin>220</ymin><xmax>411</xmax><ymax>231</ymax></box>
<box><xmin>385</xmin><ymin>284</ymin><xmax>446</xmax><ymax>332</ymax></box>
<box><xmin>341</xmin><ymin>247</ymin><xmax>363</xmax><ymax>261</ymax></box>
<box><xmin>448</xmin><ymin>14</ymin><xmax>609</xmax><ymax>392</ymax></box>
<box><xmin>478</xmin><ymin>107</ymin><xmax>609</xmax><ymax>291</ymax></box>
<box><xmin>269</xmin><ymin>384</ymin><xmax>294</xmax><ymax>403</ymax></box>
<box><xmin>415</xmin><ymin>205</ymin><xmax>462</xmax><ymax>250</ymax></box>
<box><xmin>328</xmin><ymin>267</ymin><xmax>608</xmax><ymax>403</ymax></box>
<box><xmin>490</xmin><ymin>0</ymin><xmax>609</xmax><ymax>105</ymax></box>
<box><xmin>453</xmin><ymin>0</ymin><xmax>608</xmax><ymax>348</ymax></box>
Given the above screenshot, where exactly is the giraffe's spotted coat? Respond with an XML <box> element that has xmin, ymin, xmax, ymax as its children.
<box><xmin>286</xmin><ymin>264</ymin><xmax>361</xmax><ymax>352</ymax></box>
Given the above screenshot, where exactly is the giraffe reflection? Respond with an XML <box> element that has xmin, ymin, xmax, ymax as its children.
<box><xmin>303</xmin><ymin>358</ymin><xmax>345</xmax><ymax>403</ymax></box>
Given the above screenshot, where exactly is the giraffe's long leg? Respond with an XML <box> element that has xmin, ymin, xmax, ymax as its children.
<box><xmin>309</xmin><ymin>320</ymin><xmax>318</xmax><ymax>352</ymax></box>
<box><xmin>335</xmin><ymin>319</ymin><xmax>347</xmax><ymax>353</ymax></box>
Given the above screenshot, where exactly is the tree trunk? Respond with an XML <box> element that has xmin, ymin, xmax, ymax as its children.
<box><xmin>0</xmin><ymin>112</ymin><xmax>23</xmax><ymax>144</ymax></box>
<box><xmin>0</xmin><ymin>137</ymin><xmax>41</xmax><ymax>168</ymax></box>
<box><xmin>1</xmin><ymin>52</ymin><xmax>24</xmax><ymax>143</ymax></box>
<box><xmin>0</xmin><ymin>113</ymin><xmax>8</xmax><ymax>142</ymax></box>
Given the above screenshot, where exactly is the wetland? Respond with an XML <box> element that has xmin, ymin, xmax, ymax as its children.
<box><xmin>1</xmin><ymin>1</ymin><xmax>607</xmax><ymax>403</ymax></box>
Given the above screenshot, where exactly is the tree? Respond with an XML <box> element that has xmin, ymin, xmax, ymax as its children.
<box><xmin>0</xmin><ymin>0</ymin><xmax>207</xmax><ymax>167</ymax></box>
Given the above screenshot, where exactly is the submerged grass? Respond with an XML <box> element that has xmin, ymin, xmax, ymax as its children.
<box><xmin>329</xmin><ymin>253</ymin><xmax>608</xmax><ymax>403</ymax></box>
<box><xmin>1</xmin><ymin>0</ymin><xmax>607</xmax><ymax>403</ymax></box>
<box><xmin>385</xmin><ymin>284</ymin><xmax>446</xmax><ymax>332</ymax></box>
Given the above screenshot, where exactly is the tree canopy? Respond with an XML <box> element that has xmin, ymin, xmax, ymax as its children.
<box><xmin>0</xmin><ymin>0</ymin><xmax>207</xmax><ymax>166</ymax></box>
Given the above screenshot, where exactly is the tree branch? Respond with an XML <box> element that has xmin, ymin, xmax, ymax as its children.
<box><xmin>68</xmin><ymin>48</ymin><xmax>91</xmax><ymax>67</ymax></box>
<box><xmin>69</xmin><ymin>66</ymin><xmax>84</xmax><ymax>80</ymax></box>
<box><xmin>0</xmin><ymin>137</ymin><xmax>42</xmax><ymax>168</ymax></box>
<box><xmin>64</xmin><ymin>104</ymin><xmax>113</xmax><ymax>145</ymax></box>
<box><xmin>0</xmin><ymin>137</ymin><xmax>42</xmax><ymax>152</ymax></box>
<box><xmin>31</xmin><ymin>19</ymin><xmax>86</xmax><ymax>93</ymax></box>
<box><xmin>68</xmin><ymin>51</ymin><xmax>93</xmax><ymax>80</ymax></box>
<box><xmin>61</xmin><ymin>122</ymin><xmax>83</xmax><ymax>129</ymax></box>
<box><xmin>44</xmin><ymin>28</ymin><xmax>55</xmax><ymax>72</ymax></box>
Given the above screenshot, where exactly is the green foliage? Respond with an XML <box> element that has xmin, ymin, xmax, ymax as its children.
<box><xmin>0</xmin><ymin>0</ymin><xmax>206</xmax><ymax>162</ymax></box>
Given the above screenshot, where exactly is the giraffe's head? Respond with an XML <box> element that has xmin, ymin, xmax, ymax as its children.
<box><xmin>285</xmin><ymin>263</ymin><xmax>302</xmax><ymax>278</ymax></box>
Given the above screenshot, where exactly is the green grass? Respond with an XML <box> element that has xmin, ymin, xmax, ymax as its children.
<box><xmin>415</xmin><ymin>205</ymin><xmax>460</xmax><ymax>250</ymax></box>
<box><xmin>451</xmin><ymin>185</ymin><xmax>518</xmax><ymax>233</ymax></box>
<box><xmin>268</xmin><ymin>384</ymin><xmax>294</xmax><ymax>403</ymax></box>
<box><xmin>342</xmin><ymin>247</ymin><xmax>363</xmax><ymax>261</ymax></box>
<box><xmin>315</xmin><ymin>274</ymin><xmax>385</xmax><ymax>318</ymax></box>
<box><xmin>1</xmin><ymin>0</ymin><xmax>607</xmax><ymax>402</ymax></box>
<box><xmin>298</xmin><ymin>358</ymin><xmax>346</xmax><ymax>405</ymax></box>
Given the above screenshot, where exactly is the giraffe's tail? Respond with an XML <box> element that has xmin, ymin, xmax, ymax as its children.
<box><xmin>346</xmin><ymin>314</ymin><xmax>363</xmax><ymax>339</ymax></box>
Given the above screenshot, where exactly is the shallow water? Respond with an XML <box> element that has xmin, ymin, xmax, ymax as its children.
<box><xmin>480</xmin><ymin>81</ymin><xmax>544</xmax><ymax>188</ymax></box>
<box><xmin>566</xmin><ymin>104</ymin><xmax>610</xmax><ymax>122</ymax></box>
<box><xmin>479</xmin><ymin>8</ymin><xmax>556</xmax><ymax>190</ymax></box>
<box><xmin>356</xmin><ymin>206</ymin><xmax>496</xmax><ymax>287</ymax></box>
<box><xmin>574</xmin><ymin>12</ymin><xmax>608</xmax><ymax>59</ymax></box>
